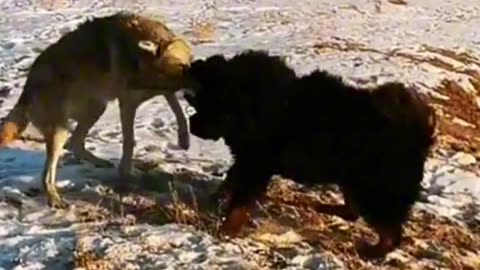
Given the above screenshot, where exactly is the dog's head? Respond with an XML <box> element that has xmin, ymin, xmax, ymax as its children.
<box><xmin>183</xmin><ymin>50</ymin><xmax>298</xmax><ymax>147</ymax></box>
<box><xmin>182</xmin><ymin>54</ymin><xmax>233</xmax><ymax>141</ymax></box>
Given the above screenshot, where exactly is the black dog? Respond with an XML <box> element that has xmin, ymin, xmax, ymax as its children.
<box><xmin>184</xmin><ymin>50</ymin><xmax>436</xmax><ymax>258</ymax></box>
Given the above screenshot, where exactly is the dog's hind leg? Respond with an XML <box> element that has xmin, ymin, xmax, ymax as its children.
<box><xmin>66</xmin><ymin>101</ymin><xmax>113</xmax><ymax>167</ymax></box>
<box><xmin>347</xmin><ymin>181</ymin><xmax>412</xmax><ymax>258</ymax></box>
<box><xmin>42</xmin><ymin>127</ymin><xmax>70</xmax><ymax>208</ymax></box>
<box><xmin>165</xmin><ymin>93</ymin><xmax>190</xmax><ymax>150</ymax></box>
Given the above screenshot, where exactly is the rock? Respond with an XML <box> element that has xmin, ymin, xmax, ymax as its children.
<box><xmin>0</xmin><ymin>85</ymin><xmax>11</xmax><ymax>97</ymax></box>
<box><xmin>178</xmin><ymin>251</ymin><xmax>205</xmax><ymax>264</ymax></box>
<box><xmin>15</xmin><ymin>55</ymin><xmax>34</xmax><ymax>71</ymax></box>
<box><xmin>291</xmin><ymin>254</ymin><xmax>339</xmax><ymax>270</ymax></box>
<box><xmin>0</xmin><ymin>41</ymin><xmax>15</xmax><ymax>50</ymax></box>
<box><xmin>385</xmin><ymin>250</ymin><xmax>411</xmax><ymax>266</ymax></box>
<box><xmin>449</xmin><ymin>152</ymin><xmax>477</xmax><ymax>166</ymax></box>
<box><xmin>253</xmin><ymin>230</ymin><xmax>304</xmax><ymax>247</ymax></box>
<box><xmin>435</xmin><ymin>171</ymin><xmax>480</xmax><ymax>196</ymax></box>
<box><xmin>452</xmin><ymin>117</ymin><xmax>475</xmax><ymax>128</ymax></box>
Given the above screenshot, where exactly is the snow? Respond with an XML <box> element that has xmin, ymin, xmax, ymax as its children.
<box><xmin>0</xmin><ymin>0</ymin><xmax>479</xmax><ymax>269</ymax></box>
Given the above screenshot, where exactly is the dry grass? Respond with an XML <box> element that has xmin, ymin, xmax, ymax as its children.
<box><xmin>388</xmin><ymin>0</ymin><xmax>408</xmax><ymax>5</ymax></box>
<box><xmin>66</xmin><ymin>165</ymin><xmax>480</xmax><ymax>269</ymax></box>
<box><xmin>427</xmin><ymin>79</ymin><xmax>480</xmax><ymax>156</ymax></box>
<box><xmin>189</xmin><ymin>18</ymin><xmax>216</xmax><ymax>44</ymax></box>
<box><xmin>373</xmin><ymin>0</ymin><xmax>382</xmax><ymax>13</ymax></box>
<box><xmin>249</xmin><ymin>179</ymin><xmax>480</xmax><ymax>269</ymax></box>
<box><xmin>80</xmin><ymin>176</ymin><xmax>479</xmax><ymax>269</ymax></box>
<box><xmin>74</xmin><ymin>249</ymin><xmax>113</xmax><ymax>270</ymax></box>
<box><xmin>185</xmin><ymin>1</ymin><xmax>217</xmax><ymax>45</ymax></box>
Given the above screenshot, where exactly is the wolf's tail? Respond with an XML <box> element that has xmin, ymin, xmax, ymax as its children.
<box><xmin>0</xmin><ymin>89</ymin><xmax>31</xmax><ymax>146</ymax></box>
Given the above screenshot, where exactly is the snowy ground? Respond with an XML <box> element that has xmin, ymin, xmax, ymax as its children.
<box><xmin>0</xmin><ymin>0</ymin><xmax>479</xmax><ymax>269</ymax></box>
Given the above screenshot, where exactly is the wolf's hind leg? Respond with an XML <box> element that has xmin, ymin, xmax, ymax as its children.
<box><xmin>66</xmin><ymin>101</ymin><xmax>113</xmax><ymax>168</ymax></box>
<box><xmin>43</xmin><ymin>127</ymin><xmax>70</xmax><ymax>208</ymax></box>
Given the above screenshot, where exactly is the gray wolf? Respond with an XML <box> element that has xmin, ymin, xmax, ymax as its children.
<box><xmin>0</xmin><ymin>12</ymin><xmax>194</xmax><ymax>208</ymax></box>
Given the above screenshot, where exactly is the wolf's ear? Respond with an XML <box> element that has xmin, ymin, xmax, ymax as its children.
<box><xmin>161</xmin><ymin>39</ymin><xmax>193</xmax><ymax>65</ymax></box>
<box><xmin>138</xmin><ymin>40</ymin><xmax>159</xmax><ymax>55</ymax></box>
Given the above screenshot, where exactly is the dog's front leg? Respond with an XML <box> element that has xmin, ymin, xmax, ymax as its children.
<box><xmin>220</xmin><ymin>159</ymin><xmax>271</xmax><ymax>236</ymax></box>
<box><xmin>165</xmin><ymin>93</ymin><xmax>190</xmax><ymax>150</ymax></box>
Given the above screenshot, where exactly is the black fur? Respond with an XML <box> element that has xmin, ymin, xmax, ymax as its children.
<box><xmin>184</xmin><ymin>50</ymin><xmax>436</xmax><ymax>257</ymax></box>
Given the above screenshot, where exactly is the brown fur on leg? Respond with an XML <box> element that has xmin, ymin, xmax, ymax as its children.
<box><xmin>356</xmin><ymin>224</ymin><xmax>402</xmax><ymax>259</ymax></box>
<box><xmin>220</xmin><ymin>206</ymin><xmax>251</xmax><ymax>236</ymax></box>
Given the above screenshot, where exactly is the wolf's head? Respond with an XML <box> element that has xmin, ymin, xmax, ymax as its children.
<box><xmin>134</xmin><ymin>38</ymin><xmax>195</xmax><ymax>89</ymax></box>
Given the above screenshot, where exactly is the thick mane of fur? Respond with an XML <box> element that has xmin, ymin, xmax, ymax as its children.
<box><xmin>187</xmin><ymin>50</ymin><xmax>298</xmax><ymax>148</ymax></box>
<box><xmin>185</xmin><ymin>50</ymin><xmax>437</xmax><ymax>258</ymax></box>
<box><xmin>286</xmin><ymin>70</ymin><xmax>436</xmax><ymax>152</ymax></box>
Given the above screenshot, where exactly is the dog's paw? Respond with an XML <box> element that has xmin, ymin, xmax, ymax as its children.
<box><xmin>355</xmin><ymin>238</ymin><xmax>392</xmax><ymax>260</ymax></box>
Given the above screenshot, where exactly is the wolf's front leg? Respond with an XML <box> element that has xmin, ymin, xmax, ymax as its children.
<box><xmin>165</xmin><ymin>92</ymin><xmax>190</xmax><ymax>150</ymax></box>
<box><xmin>118</xmin><ymin>97</ymin><xmax>142</xmax><ymax>189</ymax></box>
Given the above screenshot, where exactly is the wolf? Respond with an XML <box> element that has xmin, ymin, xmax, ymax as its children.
<box><xmin>0</xmin><ymin>12</ymin><xmax>195</xmax><ymax>208</ymax></box>
<box><xmin>183</xmin><ymin>50</ymin><xmax>437</xmax><ymax>258</ymax></box>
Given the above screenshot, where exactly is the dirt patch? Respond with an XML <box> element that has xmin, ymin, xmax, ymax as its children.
<box><xmin>424</xmin><ymin>79</ymin><xmax>480</xmax><ymax>157</ymax></box>
<box><xmin>258</xmin><ymin>179</ymin><xmax>480</xmax><ymax>269</ymax></box>
<box><xmin>114</xmin><ymin>177</ymin><xmax>480</xmax><ymax>269</ymax></box>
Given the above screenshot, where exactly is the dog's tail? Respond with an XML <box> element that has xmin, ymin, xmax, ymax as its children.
<box><xmin>0</xmin><ymin>88</ymin><xmax>31</xmax><ymax>146</ymax></box>
<box><xmin>371</xmin><ymin>82</ymin><xmax>437</xmax><ymax>147</ymax></box>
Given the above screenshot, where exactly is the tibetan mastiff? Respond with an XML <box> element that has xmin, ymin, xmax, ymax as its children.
<box><xmin>183</xmin><ymin>50</ymin><xmax>436</xmax><ymax>258</ymax></box>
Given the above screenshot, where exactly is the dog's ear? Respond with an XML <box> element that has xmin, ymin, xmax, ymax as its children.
<box><xmin>189</xmin><ymin>54</ymin><xmax>227</xmax><ymax>78</ymax></box>
<box><xmin>205</xmin><ymin>54</ymin><xmax>227</xmax><ymax>66</ymax></box>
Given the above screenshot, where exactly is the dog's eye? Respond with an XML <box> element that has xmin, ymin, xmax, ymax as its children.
<box><xmin>186</xmin><ymin>105</ymin><xmax>196</xmax><ymax>115</ymax></box>
<box><xmin>223</xmin><ymin>113</ymin><xmax>233</xmax><ymax>122</ymax></box>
